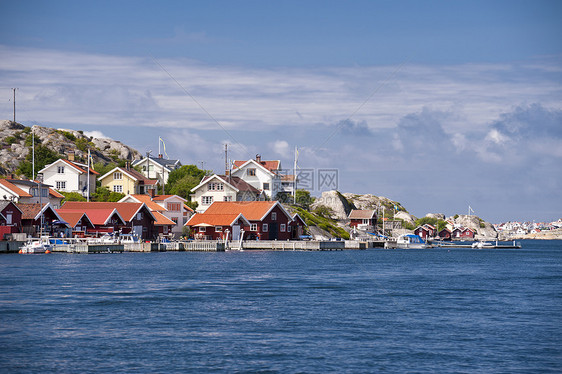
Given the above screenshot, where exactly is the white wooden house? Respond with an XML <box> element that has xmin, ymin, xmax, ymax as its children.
<box><xmin>190</xmin><ymin>174</ymin><xmax>262</xmax><ymax>213</ymax></box>
<box><xmin>39</xmin><ymin>158</ymin><xmax>98</xmax><ymax>197</ymax></box>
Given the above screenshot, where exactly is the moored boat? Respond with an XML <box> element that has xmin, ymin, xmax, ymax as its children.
<box><xmin>396</xmin><ymin>234</ymin><xmax>427</xmax><ymax>249</ymax></box>
<box><xmin>20</xmin><ymin>237</ymin><xmax>53</xmax><ymax>254</ymax></box>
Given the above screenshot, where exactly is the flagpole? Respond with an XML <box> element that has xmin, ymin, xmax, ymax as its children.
<box><xmin>293</xmin><ymin>146</ymin><xmax>297</xmax><ymax>203</ymax></box>
<box><xmin>87</xmin><ymin>148</ymin><xmax>90</xmax><ymax>202</ymax></box>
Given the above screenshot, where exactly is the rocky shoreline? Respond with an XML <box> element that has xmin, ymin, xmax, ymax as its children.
<box><xmin>499</xmin><ymin>229</ymin><xmax>562</xmax><ymax>241</ymax></box>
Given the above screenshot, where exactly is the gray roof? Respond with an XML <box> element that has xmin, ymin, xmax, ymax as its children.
<box><xmin>133</xmin><ymin>157</ymin><xmax>181</xmax><ymax>170</ymax></box>
<box><xmin>0</xmin><ymin>200</ymin><xmax>23</xmax><ymax>215</ymax></box>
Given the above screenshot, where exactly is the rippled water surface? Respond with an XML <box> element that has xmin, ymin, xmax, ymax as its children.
<box><xmin>1</xmin><ymin>240</ymin><xmax>561</xmax><ymax>373</ymax></box>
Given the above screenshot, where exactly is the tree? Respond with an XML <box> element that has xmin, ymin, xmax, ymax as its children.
<box><xmin>92</xmin><ymin>186</ymin><xmax>125</xmax><ymax>202</ymax></box>
<box><xmin>165</xmin><ymin>165</ymin><xmax>208</xmax><ymax>200</ymax></box>
<box><xmin>17</xmin><ymin>145</ymin><xmax>61</xmax><ymax>179</ymax></box>
<box><xmin>60</xmin><ymin>191</ymin><xmax>86</xmax><ymax>203</ymax></box>
<box><xmin>294</xmin><ymin>189</ymin><xmax>314</xmax><ymax>210</ymax></box>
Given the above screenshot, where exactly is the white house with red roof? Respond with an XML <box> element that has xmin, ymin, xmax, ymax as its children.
<box><xmin>39</xmin><ymin>158</ymin><xmax>99</xmax><ymax>197</ymax></box>
<box><xmin>119</xmin><ymin>194</ymin><xmax>192</xmax><ymax>238</ymax></box>
<box><xmin>0</xmin><ymin>178</ymin><xmax>64</xmax><ymax>208</ymax></box>
<box><xmin>230</xmin><ymin>155</ymin><xmax>284</xmax><ymax>199</ymax></box>
<box><xmin>190</xmin><ymin>174</ymin><xmax>262</xmax><ymax>213</ymax></box>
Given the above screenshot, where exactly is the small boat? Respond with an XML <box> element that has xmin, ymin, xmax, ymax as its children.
<box><xmin>472</xmin><ymin>241</ymin><xmax>494</xmax><ymax>249</ymax></box>
<box><xmin>20</xmin><ymin>237</ymin><xmax>53</xmax><ymax>254</ymax></box>
<box><xmin>396</xmin><ymin>234</ymin><xmax>427</xmax><ymax>249</ymax></box>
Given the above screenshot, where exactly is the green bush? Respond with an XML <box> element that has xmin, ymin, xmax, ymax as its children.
<box><xmin>4</xmin><ymin>136</ymin><xmax>17</xmax><ymax>145</ymax></box>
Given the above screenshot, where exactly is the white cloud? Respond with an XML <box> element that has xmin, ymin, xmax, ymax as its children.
<box><xmin>83</xmin><ymin>130</ymin><xmax>111</xmax><ymax>139</ymax></box>
<box><xmin>270</xmin><ymin>140</ymin><xmax>290</xmax><ymax>156</ymax></box>
<box><xmin>2</xmin><ymin>45</ymin><xmax>561</xmax><ymax>221</ymax></box>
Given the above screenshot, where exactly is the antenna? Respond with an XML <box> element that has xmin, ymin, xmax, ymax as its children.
<box><xmin>225</xmin><ymin>143</ymin><xmax>228</xmax><ymax>176</ymax></box>
<box><xmin>12</xmin><ymin>88</ymin><xmax>17</xmax><ymax>123</ymax></box>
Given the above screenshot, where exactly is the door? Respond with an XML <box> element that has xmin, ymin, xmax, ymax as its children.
<box><xmin>232</xmin><ymin>224</ymin><xmax>240</xmax><ymax>240</ymax></box>
<box><xmin>269</xmin><ymin>223</ymin><xmax>278</xmax><ymax>240</ymax></box>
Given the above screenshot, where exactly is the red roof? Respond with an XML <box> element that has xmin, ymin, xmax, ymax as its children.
<box><xmin>186</xmin><ymin>213</ymin><xmax>249</xmax><ymax>227</ymax></box>
<box><xmin>203</xmin><ymin>201</ymin><xmax>288</xmax><ymax>221</ymax></box>
<box><xmin>126</xmin><ymin>194</ymin><xmax>166</xmax><ymax>211</ymax></box>
<box><xmin>152</xmin><ymin>211</ymin><xmax>175</xmax><ymax>226</ymax></box>
<box><xmin>232</xmin><ymin>159</ymin><xmax>280</xmax><ymax>172</ymax></box>
<box><xmin>60</xmin><ymin>158</ymin><xmax>99</xmax><ymax>175</ymax></box>
<box><xmin>60</xmin><ymin>201</ymin><xmax>150</xmax><ymax>222</ymax></box>
<box><xmin>58</xmin><ymin>208</ymin><xmax>124</xmax><ymax>225</ymax></box>
<box><xmin>55</xmin><ymin>210</ymin><xmax>94</xmax><ymax>228</ymax></box>
<box><xmin>0</xmin><ymin>179</ymin><xmax>32</xmax><ymax>197</ymax></box>
<box><xmin>49</xmin><ymin>188</ymin><xmax>64</xmax><ymax>198</ymax></box>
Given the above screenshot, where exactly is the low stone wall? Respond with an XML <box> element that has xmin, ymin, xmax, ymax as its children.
<box><xmin>0</xmin><ymin>241</ymin><xmax>25</xmax><ymax>253</ymax></box>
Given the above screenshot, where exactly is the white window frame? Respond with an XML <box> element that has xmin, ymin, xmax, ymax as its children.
<box><xmin>263</xmin><ymin>223</ymin><xmax>268</xmax><ymax>232</ymax></box>
<box><xmin>271</xmin><ymin>212</ymin><xmax>277</xmax><ymax>220</ymax></box>
<box><xmin>57</xmin><ymin>166</ymin><xmax>65</xmax><ymax>174</ymax></box>
<box><xmin>56</xmin><ymin>181</ymin><xmax>66</xmax><ymax>190</ymax></box>
<box><xmin>199</xmin><ymin>226</ymin><xmax>206</xmax><ymax>232</ymax></box>
<box><xmin>247</xmin><ymin>168</ymin><xmax>256</xmax><ymax>176</ymax></box>
<box><xmin>280</xmin><ymin>224</ymin><xmax>286</xmax><ymax>232</ymax></box>
<box><xmin>202</xmin><ymin>196</ymin><xmax>213</xmax><ymax>205</ymax></box>
<box><xmin>113</xmin><ymin>172</ymin><xmax>123</xmax><ymax>180</ymax></box>
<box><xmin>113</xmin><ymin>185</ymin><xmax>123</xmax><ymax>193</ymax></box>
<box><xmin>250</xmin><ymin>224</ymin><xmax>257</xmax><ymax>231</ymax></box>
<box><xmin>215</xmin><ymin>226</ymin><xmax>222</xmax><ymax>232</ymax></box>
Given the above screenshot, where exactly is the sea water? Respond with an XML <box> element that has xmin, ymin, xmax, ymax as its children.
<box><xmin>1</xmin><ymin>240</ymin><xmax>560</xmax><ymax>373</ymax></box>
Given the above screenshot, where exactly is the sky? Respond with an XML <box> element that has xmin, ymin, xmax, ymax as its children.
<box><xmin>1</xmin><ymin>0</ymin><xmax>561</xmax><ymax>223</ymax></box>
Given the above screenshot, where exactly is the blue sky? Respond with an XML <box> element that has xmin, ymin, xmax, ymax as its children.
<box><xmin>1</xmin><ymin>0</ymin><xmax>561</xmax><ymax>222</ymax></box>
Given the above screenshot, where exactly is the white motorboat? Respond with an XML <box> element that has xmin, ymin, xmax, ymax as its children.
<box><xmin>20</xmin><ymin>237</ymin><xmax>53</xmax><ymax>254</ymax></box>
<box><xmin>472</xmin><ymin>241</ymin><xmax>494</xmax><ymax>249</ymax></box>
<box><xmin>396</xmin><ymin>234</ymin><xmax>428</xmax><ymax>249</ymax></box>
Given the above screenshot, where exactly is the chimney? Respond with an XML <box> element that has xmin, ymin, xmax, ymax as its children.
<box><xmin>256</xmin><ymin>154</ymin><xmax>261</xmax><ymax>163</ymax></box>
<box><xmin>158</xmin><ymin>154</ymin><xmax>163</xmax><ymax>158</ymax></box>
<box><xmin>67</xmin><ymin>151</ymin><xmax>75</xmax><ymax>161</ymax></box>
<box><xmin>150</xmin><ymin>188</ymin><xmax>155</xmax><ymax>198</ymax></box>
<box><xmin>125</xmin><ymin>162</ymin><xmax>130</xmax><ymax>170</ymax></box>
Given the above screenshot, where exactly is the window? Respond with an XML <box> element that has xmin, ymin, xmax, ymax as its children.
<box><xmin>113</xmin><ymin>172</ymin><xmax>123</xmax><ymax>180</ymax></box>
<box><xmin>263</xmin><ymin>183</ymin><xmax>270</xmax><ymax>190</ymax></box>
<box><xmin>288</xmin><ymin>225</ymin><xmax>292</xmax><ymax>232</ymax></box>
<box><xmin>208</xmin><ymin>182</ymin><xmax>224</xmax><ymax>191</ymax></box>
<box><xmin>263</xmin><ymin>223</ymin><xmax>268</xmax><ymax>232</ymax></box>
<box><xmin>113</xmin><ymin>185</ymin><xmax>123</xmax><ymax>193</ymax></box>
<box><xmin>199</xmin><ymin>227</ymin><xmax>206</xmax><ymax>232</ymax></box>
<box><xmin>57</xmin><ymin>166</ymin><xmax>65</xmax><ymax>174</ymax></box>
<box><xmin>271</xmin><ymin>212</ymin><xmax>277</xmax><ymax>220</ymax></box>
<box><xmin>363</xmin><ymin>219</ymin><xmax>370</xmax><ymax>225</ymax></box>
<box><xmin>223</xmin><ymin>196</ymin><xmax>232</xmax><ymax>201</ymax></box>
<box><xmin>247</xmin><ymin>168</ymin><xmax>256</xmax><ymax>176</ymax></box>
<box><xmin>167</xmin><ymin>202</ymin><xmax>181</xmax><ymax>211</ymax></box>
<box><xmin>215</xmin><ymin>226</ymin><xmax>222</xmax><ymax>232</ymax></box>
<box><xmin>136</xmin><ymin>213</ymin><xmax>143</xmax><ymax>220</ymax></box>
<box><xmin>6</xmin><ymin>213</ymin><xmax>12</xmax><ymax>225</ymax></box>
<box><xmin>250</xmin><ymin>224</ymin><xmax>257</xmax><ymax>231</ymax></box>
<box><xmin>56</xmin><ymin>181</ymin><xmax>66</xmax><ymax>189</ymax></box>
<box><xmin>202</xmin><ymin>196</ymin><xmax>213</xmax><ymax>205</ymax></box>
<box><xmin>171</xmin><ymin>217</ymin><xmax>179</xmax><ymax>224</ymax></box>
<box><xmin>280</xmin><ymin>224</ymin><xmax>286</xmax><ymax>232</ymax></box>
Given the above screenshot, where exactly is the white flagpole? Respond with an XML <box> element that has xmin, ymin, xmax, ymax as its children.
<box><xmin>87</xmin><ymin>149</ymin><xmax>90</xmax><ymax>202</ymax></box>
<box><xmin>293</xmin><ymin>146</ymin><xmax>297</xmax><ymax>202</ymax></box>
